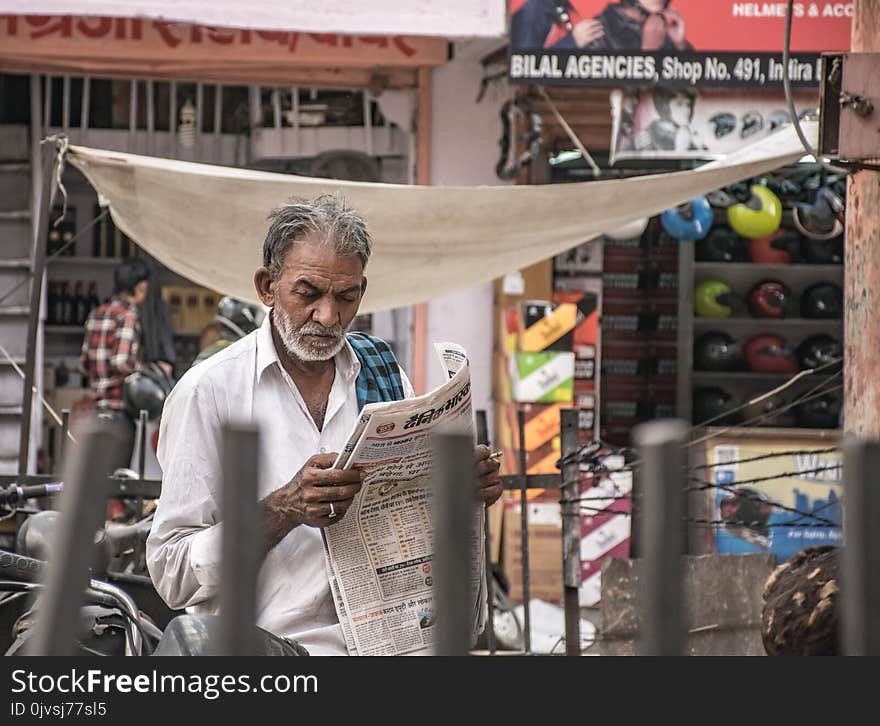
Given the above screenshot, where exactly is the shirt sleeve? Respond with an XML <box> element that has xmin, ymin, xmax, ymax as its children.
<box><xmin>109</xmin><ymin>310</ymin><xmax>146</xmax><ymax>376</ymax></box>
<box><xmin>146</xmin><ymin>377</ymin><xmax>225</xmax><ymax>609</ymax></box>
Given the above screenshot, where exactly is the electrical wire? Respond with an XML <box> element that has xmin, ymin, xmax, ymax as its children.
<box><xmin>783</xmin><ymin>0</ymin><xmax>818</xmax><ymax>158</ymax></box>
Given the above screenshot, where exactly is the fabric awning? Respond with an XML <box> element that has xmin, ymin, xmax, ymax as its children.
<box><xmin>65</xmin><ymin>123</ymin><xmax>816</xmax><ymax>314</ymax></box>
<box><xmin>0</xmin><ymin>1</ymin><xmax>506</xmax><ymax>37</ymax></box>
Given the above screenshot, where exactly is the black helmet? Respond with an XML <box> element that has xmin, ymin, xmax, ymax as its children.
<box><xmin>800</xmin><ymin>235</ymin><xmax>843</xmax><ymax>265</ymax></box>
<box><xmin>217</xmin><ymin>296</ymin><xmax>264</xmax><ymax>337</ymax></box>
<box><xmin>801</xmin><ymin>282</ymin><xmax>843</xmax><ymax>319</ymax></box>
<box><xmin>694</xmin><ymin>331</ymin><xmax>742</xmax><ymax>371</ymax></box>
<box><xmin>695</xmin><ymin>227</ymin><xmax>749</xmax><ymax>263</ymax></box>
<box><xmin>693</xmin><ymin>386</ymin><xmax>743</xmax><ymax>426</ymax></box>
<box><xmin>123</xmin><ymin>370</ymin><xmax>168</xmax><ymax>420</ymax></box>
<box><xmin>796</xmin><ymin>334</ymin><xmax>843</xmax><ymax>371</ymax></box>
<box><xmin>708</xmin><ymin>112</ymin><xmax>736</xmax><ymax>139</ymax></box>
<box><xmin>794</xmin><ymin>393</ymin><xmax>841</xmax><ymax>429</ymax></box>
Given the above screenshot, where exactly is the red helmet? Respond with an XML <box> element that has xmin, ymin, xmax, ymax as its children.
<box><xmin>743</xmin><ymin>334</ymin><xmax>798</xmax><ymax>373</ymax></box>
<box><xmin>747</xmin><ymin>280</ymin><xmax>792</xmax><ymax>319</ymax></box>
<box><xmin>748</xmin><ymin>229</ymin><xmax>800</xmax><ymax>264</ymax></box>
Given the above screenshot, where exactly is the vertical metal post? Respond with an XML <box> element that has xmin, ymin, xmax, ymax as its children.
<box><xmin>145</xmin><ymin>80</ymin><xmax>154</xmax><ymax>155</ymax></box>
<box><xmin>560</xmin><ymin>408</ymin><xmax>582</xmax><ymax>656</ymax></box>
<box><xmin>18</xmin><ymin>142</ymin><xmax>56</xmax><ymax>475</ymax></box>
<box><xmin>80</xmin><ymin>77</ymin><xmax>90</xmax><ymax>145</ymax></box>
<box><xmin>169</xmin><ymin>81</ymin><xmax>177</xmax><ymax>157</ymax></box>
<box><xmin>43</xmin><ymin>75</ymin><xmax>51</xmax><ymax>128</ymax></box>
<box><xmin>59</xmin><ymin>409</ymin><xmax>70</xmax><ymax>470</ymax></box>
<box><xmin>61</xmin><ymin>76</ymin><xmax>70</xmax><ymax>131</ymax></box>
<box><xmin>842</xmin><ymin>437</ymin><xmax>880</xmax><ymax>655</ymax></box>
<box><xmin>26</xmin><ymin>419</ymin><xmax>125</xmax><ymax>655</ymax></box>
<box><xmin>517</xmin><ymin>407</ymin><xmax>531</xmax><ymax>653</ymax></box>
<box><xmin>129</xmin><ymin>79</ymin><xmax>137</xmax><ymax>150</ymax></box>
<box><xmin>363</xmin><ymin>91</ymin><xmax>374</xmax><ymax>156</ymax></box>
<box><xmin>214</xmin><ymin>84</ymin><xmax>223</xmax><ymax>158</ymax></box>
<box><xmin>634</xmin><ymin>419</ymin><xmax>687</xmax><ymax>656</ymax></box>
<box><xmin>434</xmin><ymin>430</ymin><xmax>475</xmax><ymax>656</ymax></box>
<box><xmin>218</xmin><ymin>423</ymin><xmax>261</xmax><ymax>656</ymax></box>
<box><xmin>475</xmin><ymin>410</ymin><xmax>496</xmax><ymax>655</ymax></box>
<box><xmin>137</xmin><ymin>409</ymin><xmax>148</xmax><ymax>479</ymax></box>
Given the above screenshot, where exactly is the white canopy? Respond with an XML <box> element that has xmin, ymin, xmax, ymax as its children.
<box><xmin>66</xmin><ymin>124</ymin><xmax>815</xmax><ymax>314</ymax></box>
<box><xmin>0</xmin><ymin>1</ymin><xmax>506</xmax><ymax>37</ymax></box>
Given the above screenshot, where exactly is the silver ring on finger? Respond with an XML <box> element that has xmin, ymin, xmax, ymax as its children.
<box><xmin>329</xmin><ymin>501</ymin><xmax>337</xmax><ymax>518</ymax></box>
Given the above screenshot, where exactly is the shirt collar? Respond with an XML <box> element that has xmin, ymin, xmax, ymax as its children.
<box><xmin>256</xmin><ymin>310</ymin><xmax>361</xmax><ymax>384</ymax></box>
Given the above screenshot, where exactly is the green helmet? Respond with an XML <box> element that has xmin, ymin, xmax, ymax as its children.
<box><xmin>695</xmin><ymin>279</ymin><xmax>733</xmax><ymax>317</ymax></box>
<box><xmin>727</xmin><ymin>185</ymin><xmax>782</xmax><ymax>238</ymax></box>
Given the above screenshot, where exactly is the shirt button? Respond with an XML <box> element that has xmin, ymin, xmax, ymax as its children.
<box><xmin>320</xmin><ymin>447</ymin><xmax>327</xmax><ymax>453</ymax></box>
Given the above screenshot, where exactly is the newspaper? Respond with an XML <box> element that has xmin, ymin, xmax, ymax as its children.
<box><xmin>323</xmin><ymin>342</ymin><xmax>486</xmax><ymax>656</ymax></box>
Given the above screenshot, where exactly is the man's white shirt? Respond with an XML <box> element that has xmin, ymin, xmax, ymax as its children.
<box><xmin>146</xmin><ymin>314</ymin><xmax>413</xmax><ymax>655</ymax></box>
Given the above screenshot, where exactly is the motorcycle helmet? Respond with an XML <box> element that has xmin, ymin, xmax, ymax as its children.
<box><xmin>741</xmin><ymin>393</ymin><xmax>796</xmax><ymax>427</ymax></box>
<box><xmin>693</xmin><ymin>386</ymin><xmax>742</xmax><ymax>425</ymax></box>
<box><xmin>693</xmin><ymin>331</ymin><xmax>742</xmax><ymax>371</ymax></box>
<box><xmin>740</xmin><ymin>111</ymin><xmax>764</xmax><ymax>139</ymax></box>
<box><xmin>217</xmin><ymin>296</ymin><xmax>265</xmax><ymax>337</ymax></box>
<box><xmin>661</xmin><ymin>196</ymin><xmax>713</xmax><ymax>240</ymax></box>
<box><xmin>793</xmin><ymin>187</ymin><xmax>845</xmax><ymax>240</ymax></box>
<box><xmin>768</xmin><ymin>110</ymin><xmax>791</xmax><ymax>132</ymax></box>
<box><xmin>800</xmin><ymin>234</ymin><xmax>843</xmax><ymax>265</ymax></box>
<box><xmin>743</xmin><ymin>334</ymin><xmax>798</xmax><ymax>374</ymax></box>
<box><xmin>696</xmin><ymin>227</ymin><xmax>749</xmax><ymax>262</ymax></box>
<box><xmin>794</xmin><ymin>393</ymin><xmax>841</xmax><ymax>429</ymax></box>
<box><xmin>694</xmin><ymin>279</ymin><xmax>733</xmax><ymax>318</ymax></box>
<box><xmin>605</xmin><ymin>217</ymin><xmax>649</xmax><ymax>241</ymax></box>
<box><xmin>727</xmin><ymin>185</ymin><xmax>783</xmax><ymax>238</ymax></box>
<box><xmin>709</xmin><ymin>112</ymin><xmax>736</xmax><ymax>139</ymax></box>
<box><xmin>801</xmin><ymin>282</ymin><xmax>843</xmax><ymax>319</ymax></box>
<box><xmin>123</xmin><ymin>371</ymin><xmax>168</xmax><ymax>420</ymax></box>
<box><xmin>748</xmin><ymin>229</ymin><xmax>801</xmax><ymax>264</ymax></box>
<box><xmin>796</xmin><ymin>334</ymin><xmax>843</xmax><ymax>371</ymax></box>
<box><xmin>747</xmin><ymin>280</ymin><xmax>792</xmax><ymax>319</ymax></box>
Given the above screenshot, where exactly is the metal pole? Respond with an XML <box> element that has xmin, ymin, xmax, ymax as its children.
<box><xmin>517</xmin><ymin>407</ymin><xmax>531</xmax><ymax>653</ymax></box>
<box><xmin>634</xmin><ymin>419</ymin><xmax>687</xmax><ymax>656</ymax></box>
<box><xmin>475</xmin><ymin>410</ymin><xmax>496</xmax><ymax>655</ymax></box>
<box><xmin>59</xmin><ymin>409</ymin><xmax>70</xmax><ymax>470</ymax></box>
<box><xmin>218</xmin><ymin>423</ymin><xmax>261</xmax><ymax>656</ymax></box>
<box><xmin>26</xmin><ymin>418</ymin><xmax>125</xmax><ymax>655</ymax></box>
<box><xmin>434</xmin><ymin>429</ymin><xmax>475</xmax><ymax>656</ymax></box>
<box><xmin>842</xmin><ymin>437</ymin><xmax>880</xmax><ymax>655</ymax></box>
<box><xmin>137</xmin><ymin>409</ymin><xmax>148</xmax><ymax>479</ymax></box>
<box><xmin>844</xmin><ymin>0</ymin><xmax>880</xmax><ymax>434</ymax></box>
<box><xmin>560</xmin><ymin>408</ymin><xmax>581</xmax><ymax>656</ymax></box>
<box><xmin>18</xmin><ymin>141</ymin><xmax>56</xmax><ymax>474</ymax></box>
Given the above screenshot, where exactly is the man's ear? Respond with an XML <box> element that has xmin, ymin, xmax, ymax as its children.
<box><xmin>254</xmin><ymin>267</ymin><xmax>275</xmax><ymax>307</ymax></box>
<box><xmin>360</xmin><ymin>276</ymin><xmax>368</xmax><ymax>298</ymax></box>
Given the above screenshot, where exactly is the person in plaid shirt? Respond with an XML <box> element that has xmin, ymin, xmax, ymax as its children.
<box><xmin>79</xmin><ymin>258</ymin><xmax>154</xmax><ymax>469</ymax></box>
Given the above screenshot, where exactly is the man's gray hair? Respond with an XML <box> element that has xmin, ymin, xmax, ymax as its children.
<box><xmin>262</xmin><ymin>194</ymin><xmax>372</xmax><ymax>277</ymax></box>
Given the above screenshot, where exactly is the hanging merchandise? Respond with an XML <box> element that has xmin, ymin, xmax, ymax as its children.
<box><xmin>660</xmin><ymin>196</ymin><xmax>713</xmax><ymax>241</ymax></box>
<box><xmin>746</xmin><ymin>280</ymin><xmax>792</xmax><ymax>319</ymax></box>
<box><xmin>692</xmin><ymin>386</ymin><xmax>742</xmax><ymax>426</ymax></box>
<box><xmin>792</xmin><ymin>187</ymin><xmax>845</xmax><ymax>240</ymax></box>
<box><xmin>748</xmin><ymin>229</ymin><xmax>800</xmax><ymax>264</ymax></box>
<box><xmin>496</xmin><ymin>97</ymin><xmax>543</xmax><ymax>181</ymax></box>
<box><xmin>726</xmin><ymin>185</ymin><xmax>782</xmax><ymax>238</ymax></box>
<box><xmin>743</xmin><ymin>333</ymin><xmax>798</xmax><ymax>374</ymax></box>
<box><xmin>801</xmin><ymin>282</ymin><xmax>844</xmax><ymax>319</ymax></box>
<box><xmin>693</xmin><ymin>331</ymin><xmax>741</xmax><ymax>372</ymax></box>
<box><xmin>695</xmin><ymin>227</ymin><xmax>749</xmax><ymax>263</ymax></box>
<box><xmin>800</xmin><ymin>235</ymin><xmax>843</xmax><ymax>265</ymax></box>
<box><xmin>694</xmin><ymin>279</ymin><xmax>733</xmax><ymax>318</ymax></box>
<box><xmin>794</xmin><ymin>393</ymin><xmax>841</xmax><ymax>429</ymax></box>
<box><xmin>605</xmin><ymin>217</ymin><xmax>649</xmax><ymax>241</ymax></box>
<box><xmin>796</xmin><ymin>334</ymin><xmax>843</xmax><ymax>372</ymax></box>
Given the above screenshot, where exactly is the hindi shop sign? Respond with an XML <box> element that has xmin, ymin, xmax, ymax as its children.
<box><xmin>508</xmin><ymin>0</ymin><xmax>852</xmax><ymax>88</ymax></box>
<box><xmin>0</xmin><ymin>15</ymin><xmax>447</xmax><ymax>80</ymax></box>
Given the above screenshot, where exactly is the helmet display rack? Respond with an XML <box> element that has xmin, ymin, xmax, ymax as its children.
<box><xmin>676</xmin><ymin>169</ymin><xmax>844</xmax><ymax>431</ymax></box>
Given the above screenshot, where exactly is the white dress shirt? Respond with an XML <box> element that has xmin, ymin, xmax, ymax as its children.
<box><xmin>146</xmin><ymin>313</ymin><xmax>413</xmax><ymax>655</ymax></box>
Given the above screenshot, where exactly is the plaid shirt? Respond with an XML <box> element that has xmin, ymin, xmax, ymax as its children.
<box><xmin>347</xmin><ymin>332</ymin><xmax>406</xmax><ymax>409</ymax></box>
<box><xmin>79</xmin><ymin>296</ymin><xmax>145</xmax><ymax>411</ymax></box>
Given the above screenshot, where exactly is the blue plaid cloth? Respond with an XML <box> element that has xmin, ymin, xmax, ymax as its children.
<box><xmin>348</xmin><ymin>332</ymin><xmax>406</xmax><ymax>409</ymax></box>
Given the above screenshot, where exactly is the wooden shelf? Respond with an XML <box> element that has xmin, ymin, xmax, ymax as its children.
<box><xmin>694</xmin><ymin>262</ymin><xmax>843</xmax><ymax>274</ymax></box>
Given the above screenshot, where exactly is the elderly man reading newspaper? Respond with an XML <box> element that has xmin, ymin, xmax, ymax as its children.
<box><xmin>146</xmin><ymin>195</ymin><xmax>502</xmax><ymax>655</ymax></box>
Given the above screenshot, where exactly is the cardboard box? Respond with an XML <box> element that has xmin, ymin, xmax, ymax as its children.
<box><xmin>497</xmin><ymin>402</ymin><xmax>563</xmax><ymax>476</ymax></box>
<box><xmin>508</xmin><ymin>351</ymin><xmax>574</xmax><ymax>403</ymax></box>
<box><xmin>520</xmin><ymin>301</ymin><xmax>578</xmax><ymax>353</ymax></box>
<box><xmin>501</xmin><ymin>491</ymin><xmax>563</xmax><ymax>603</ymax></box>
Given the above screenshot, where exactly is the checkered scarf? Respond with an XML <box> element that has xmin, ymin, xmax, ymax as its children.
<box><xmin>347</xmin><ymin>332</ymin><xmax>406</xmax><ymax>409</ymax></box>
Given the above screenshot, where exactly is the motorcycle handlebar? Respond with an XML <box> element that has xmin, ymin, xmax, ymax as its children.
<box><xmin>0</xmin><ymin>483</ymin><xmax>64</xmax><ymax>506</ymax></box>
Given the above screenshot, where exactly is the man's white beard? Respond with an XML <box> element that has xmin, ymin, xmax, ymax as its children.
<box><xmin>273</xmin><ymin>307</ymin><xmax>346</xmax><ymax>362</ymax></box>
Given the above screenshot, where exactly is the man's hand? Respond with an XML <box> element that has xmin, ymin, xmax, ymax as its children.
<box><xmin>261</xmin><ymin>453</ymin><xmax>364</xmax><ymax>555</ymax></box>
<box><xmin>664</xmin><ymin>8</ymin><xmax>688</xmax><ymax>50</ymax></box>
<box><xmin>474</xmin><ymin>445</ymin><xmax>503</xmax><ymax>506</ymax></box>
<box><xmin>572</xmin><ymin>19</ymin><xmax>604</xmax><ymax>48</ymax></box>
<box><xmin>157</xmin><ymin>361</ymin><xmax>174</xmax><ymax>377</ymax></box>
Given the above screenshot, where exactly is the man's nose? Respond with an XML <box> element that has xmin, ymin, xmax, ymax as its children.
<box><xmin>312</xmin><ymin>298</ymin><xmax>338</xmax><ymax>327</ymax></box>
